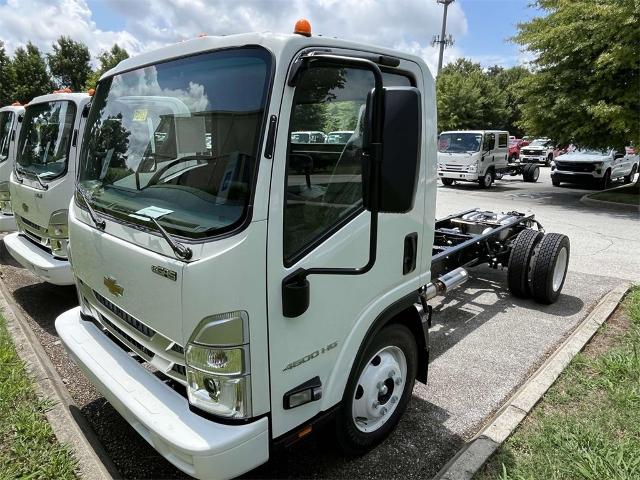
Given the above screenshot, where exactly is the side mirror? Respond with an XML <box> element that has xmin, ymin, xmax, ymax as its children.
<box><xmin>363</xmin><ymin>86</ymin><xmax>421</xmax><ymax>213</ymax></box>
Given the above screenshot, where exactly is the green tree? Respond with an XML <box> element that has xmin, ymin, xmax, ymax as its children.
<box><xmin>513</xmin><ymin>0</ymin><xmax>639</xmax><ymax>149</ymax></box>
<box><xmin>11</xmin><ymin>42</ymin><xmax>54</xmax><ymax>104</ymax></box>
<box><xmin>487</xmin><ymin>65</ymin><xmax>532</xmax><ymax>138</ymax></box>
<box><xmin>436</xmin><ymin>59</ymin><xmax>507</xmax><ymax>132</ymax></box>
<box><xmin>85</xmin><ymin>44</ymin><xmax>130</xmax><ymax>89</ymax></box>
<box><xmin>47</xmin><ymin>36</ymin><xmax>92</xmax><ymax>91</ymax></box>
<box><xmin>0</xmin><ymin>42</ymin><xmax>16</xmax><ymax>106</ymax></box>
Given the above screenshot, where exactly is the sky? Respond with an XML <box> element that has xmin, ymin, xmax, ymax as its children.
<box><xmin>0</xmin><ymin>0</ymin><xmax>543</xmax><ymax>75</ymax></box>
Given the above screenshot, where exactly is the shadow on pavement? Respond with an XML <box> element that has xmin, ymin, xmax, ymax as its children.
<box><xmin>11</xmin><ymin>282</ymin><xmax>77</xmax><ymax>335</ymax></box>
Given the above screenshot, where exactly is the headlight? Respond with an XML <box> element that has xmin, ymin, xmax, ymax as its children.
<box><xmin>467</xmin><ymin>164</ymin><xmax>477</xmax><ymax>172</ymax></box>
<box><xmin>185</xmin><ymin>311</ymin><xmax>251</xmax><ymax>419</ymax></box>
<box><xmin>48</xmin><ymin>209</ymin><xmax>69</xmax><ymax>239</ymax></box>
<box><xmin>48</xmin><ymin>210</ymin><xmax>69</xmax><ymax>258</ymax></box>
<box><xmin>0</xmin><ymin>182</ymin><xmax>11</xmax><ymax>214</ymax></box>
<box><xmin>593</xmin><ymin>162</ymin><xmax>603</xmax><ymax>174</ymax></box>
<box><xmin>550</xmin><ymin>161</ymin><xmax>556</xmax><ymax>171</ymax></box>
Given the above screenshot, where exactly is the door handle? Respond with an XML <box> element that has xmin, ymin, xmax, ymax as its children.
<box><xmin>403</xmin><ymin>232</ymin><xmax>418</xmax><ymax>275</ymax></box>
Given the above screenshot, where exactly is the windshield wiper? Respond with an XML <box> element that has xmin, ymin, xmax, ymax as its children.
<box><xmin>136</xmin><ymin>213</ymin><xmax>192</xmax><ymax>261</ymax></box>
<box><xmin>34</xmin><ymin>173</ymin><xmax>49</xmax><ymax>191</ymax></box>
<box><xmin>75</xmin><ymin>185</ymin><xmax>106</xmax><ymax>230</ymax></box>
<box><xmin>14</xmin><ymin>165</ymin><xmax>25</xmax><ymax>183</ymax></box>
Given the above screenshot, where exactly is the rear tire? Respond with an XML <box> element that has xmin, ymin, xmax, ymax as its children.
<box><xmin>552</xmin><ymin>176</ymin><xmax>561</xmax><ymax>187</ymax></box>
<box><xmin>508</xmin><ymin>229</ymin><xmax>544</xmax><ymax>298</ymax></box>
<box><xmin>479</xmin><ymin>170</ymin><xmax>494</xmax><ymax>189</ymax></box>
<box><xmin>624</xmin><ymin>164</ymin><xmax>637</xmax><ymax>184</ymax></box>
<box><xmin>523</xmin><ymin>164</ymin><xmax>540</xmax><ymax>182</ymax></box>
<box><xmin>529</xmin><ymin>233</ymin><xmax>570</xmax><ymax>304</ymax></box>
<box><xmin>335</xmin><ymin>324</ymin><xmax>418</xmax><ymax>455</ymax></box>
<box><xmin>545</xmin><ymin>154</ymin><xmax>552</xmax><ymax>167</ymax></box>
<box><xmin>441</xmin><ymin>178</ymin><xmax>454</xmax><ymax>186</ymax></box>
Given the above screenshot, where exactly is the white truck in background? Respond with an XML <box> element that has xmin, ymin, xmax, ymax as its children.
<box><xmin>551</xmin><ymin>147</ymin><xmax>638</xmax><ymax>189</ymax></box>
<box><xmin>519</xmin><ymin>137</ymin><xmax>559</xmax><ymax>166</ymax></box>
<box><xmin>54</xmin><ymin>24</ymin><xmax>570</xmax><ymax>480</ymax></box>
<box><xmin>4</xmin><ymin>91</ymin><xmax>91</xmax><ymax>285</ymax></box>
<box><xmin>0</xmin><ymin>103</ymin><xmax>25</xmax><ymax>232</ymax></box>
<box><xmin>437</xmin><ymin>130</ymin><xmax>541</xmax><ymax>188</ymax></box>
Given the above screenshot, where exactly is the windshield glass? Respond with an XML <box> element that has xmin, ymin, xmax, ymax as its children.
<box><xmin>327</xmin><ymin>132</ymin><xmax>353</xmax><ymax>144</ymax></box>
<box><xmin>571</xmin><ymin>148</ymin><xmax>608</xmax><ymax>155</ymax></box>
<box><xmin>530</xmin><ymin>139</ymin><xmax>549</xmax><ymax>147</ymax></box>
<box><xmin>438</xmin><ymin>132</ymin><xmax>482</xmax><ymax>153</ymax></box>
<box><xmin>0</xmin><ymin>111</ymin><xmax>15</xmax><ymax>162</ymax></box>
<box><xmin>78</xmin><ymin>47</ymin><xmax>272</xmax><ymax>239</ymax></box>
<box><xmin>17</xmin><ymin>101</ymin><xmax>76</xmax><ymax>178</ymax></box>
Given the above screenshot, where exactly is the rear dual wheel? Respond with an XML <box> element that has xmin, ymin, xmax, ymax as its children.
<box><xmin>523</xmin><ymin>163</ymin><xmax>540</xmax><ymax>182</ymax></box>
<box><xmin>508</xmin><ymin>230</ymin><xmax>570</xmax><ymax>304</ymax></box>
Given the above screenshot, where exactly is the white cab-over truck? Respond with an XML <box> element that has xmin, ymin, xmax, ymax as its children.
<box><xmin>438</xmin><ymin>130</ymin><xmax>541</xmax><ymax>188</ymax></box>
<box><xmin>4</xmin><ymin>92</ymin><xmax>90</xmax><ymax>285</ymax></box>
<box><xmin>55</xmin><ymin>26</ymin><xmax>571</xmax><ymax>480</ymax></box>
<box><xmin>551</xmin><ymin>147</ymin><xmax>638</xmax><ymax>189</ymax></box>
<box><xmin>0</xmin><ymin>103</ymin><xmax>25</xmax><ymax>232</ymax></box>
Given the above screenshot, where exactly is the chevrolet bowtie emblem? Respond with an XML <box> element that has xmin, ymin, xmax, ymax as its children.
<box><xmin>22</xmin><ymin>203</ymin><xmax>28</xmax><ymax>213</ymax></box>
<box><xmin>104</xmin><ymin>276</ymin><xmax>124</xmax><ymax>297</ymax></box>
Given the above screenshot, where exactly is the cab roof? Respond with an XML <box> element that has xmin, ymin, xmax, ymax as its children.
<box><xmin>103</xmin><ymin>31</ymin><xmax>431</xmax><ymax>81</ymax></box>
<box><xmin>0</xmin><ymin>104</ymin><xmax>25</xmax><ymax>115</ymax></box>
<box><xmin>27</xmin><ymin>92</ymin><xmax>91</xmax><ymax>107</ymax></box>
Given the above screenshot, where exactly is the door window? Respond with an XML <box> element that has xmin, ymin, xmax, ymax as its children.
<box><xmin>483</xmin><ymin>133</ymin><xmax>496</xmax><ymax>151</ymax></box>
<box><xmin>498</xmin><ymin>133</ymin><xmax>508</xmax><ymax>148</ymax></box>
<box><xmin>283</xmin><ymin>66</ymin><xmax>410</xmax><ymax>264</ymax></box>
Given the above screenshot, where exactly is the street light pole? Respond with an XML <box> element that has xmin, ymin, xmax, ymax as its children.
<box><xmin>435</xmin><ymin>0</ymin><xmax>455</xmax><ymax>73</ymax></box>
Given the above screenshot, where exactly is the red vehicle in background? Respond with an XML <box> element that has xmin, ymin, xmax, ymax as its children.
<box><xmin>508</xmin><ymin>138</ymin><xmax>529</xmax><ymax>162</ymax></box>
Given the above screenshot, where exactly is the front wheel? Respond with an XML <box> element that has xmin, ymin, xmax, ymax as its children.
<box><xmin>479</xmin><ymin>170</ymin><xmax>494</xmax><ymax>189</ymax></box>
<box><xmin>441</xmin><ymin>178</ymin><xmax>455</xmax><ymax>186</ymax></box>
<box><xmin>552</xmin><ymin>176</ymin><xmax>561</xmax><ymax>187</ymax></box>
<box><xmin>335</xmin><ymin>324</ymin><xmax>418</xmax><ymax>455</ymax></box>
<box><xmin>599</xmin><ymin>169</ymin><xmax>611</xmax><ymax>190</ymax></box>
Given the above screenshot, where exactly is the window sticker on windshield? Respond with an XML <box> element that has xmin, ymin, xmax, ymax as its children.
<box><xmin>131</xmin><ymin>205</ymin><xmax>174</xmax><ymax>220</ymax></box>
<box><xmin>132</xmin><ymin>109</ymin><xmax>148</xmax><ymax>122</ymax></box>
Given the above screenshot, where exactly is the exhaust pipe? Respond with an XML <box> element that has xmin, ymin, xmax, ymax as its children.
<box><xmin>422</xmin><ymin>267</ymin><xmax>469</xmax><ymax>301</ymax></box>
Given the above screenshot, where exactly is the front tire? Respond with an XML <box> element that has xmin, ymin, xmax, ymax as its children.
<box><xmin>599</xmin><ymin>169</ymin><xmax>611</xmax><ymax>190</ymax></box>
<box><xmin>624</xmin><ymin>164</ymin><xmax>637</xmax><ymax>184</ymax></box>
<box><xmin>441</xmin><ymin>178</ymin><xmax>455</xmax><ymax>186</ymax></box>
<box><xmin>479</xmin><ymin>170</ymin><xmax>494</xmax><ymax>189</ymax></box>
<box><xmin>552</xmin><ymin>176</ymin><xmax>561</xmax><ymax>187</ymax></box>
<box><xmin>335</xmin><ymin>324</ymin><xmax>418</xmax><ymax>455</ymax></box>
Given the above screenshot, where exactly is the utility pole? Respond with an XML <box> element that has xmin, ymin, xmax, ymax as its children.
<box><xmin>432</xmin><ymin>0</ymin><xmax>455</xmax><ymax>74</ymax></box>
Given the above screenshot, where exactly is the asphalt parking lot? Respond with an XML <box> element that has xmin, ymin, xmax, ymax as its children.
<box><xmin>0</xmin><ymin>167</ymin><xmax>636</xmax><ymax>479</ymax></box>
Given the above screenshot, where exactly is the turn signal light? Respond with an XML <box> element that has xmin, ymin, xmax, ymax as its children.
<box><xmin>294</xmin><ymin>18</ymin><xmax>312</xmax><ymax>37</ymax></box>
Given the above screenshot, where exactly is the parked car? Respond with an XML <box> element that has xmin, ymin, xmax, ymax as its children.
<box><xmin>290</xmin><ymin>131</ymin><xmax>326</xmax><ymax>143</ymax></box>
<box><xmin>508</xmin><ymin>138</ymin><xmax>527</xmax><ymax>162</ymax></box>
<box><xmin>551</xmin><ymin>148</ymin><xmax>638</xmax><ymax>189</ymax></box>
<box><xmin>326</xmin><ymin>130</ymin><xmax>354</xmax><ymax>144</ymax></box>
<box><xmin>519</xmin><ymin>138</ymin><xmax>559</xmax><ymax>166</ymax></box>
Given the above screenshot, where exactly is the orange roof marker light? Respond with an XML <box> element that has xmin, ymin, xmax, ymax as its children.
<box><xmin>87</xmin><ymin>88</ymin><xmax>95</xmax><ymax>97</ymax></box>
<box><xmin>294</xmin><ymin>19</ymin><xmax>312</xmax><ymax>37</ymax></box>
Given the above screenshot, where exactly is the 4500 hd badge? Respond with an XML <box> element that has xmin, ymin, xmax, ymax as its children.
<box><xmin>283</xmin><ymin>341</ymin><xmax>338</xmax><ymax>372</ymax></box>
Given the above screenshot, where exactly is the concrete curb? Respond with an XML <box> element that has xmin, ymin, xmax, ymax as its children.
<box><xmin>580</xmin><ymin>192</ymin><xmax>640</xmax><ymax>212</ymax></box>
<box><xmin>434</xmin><ymin>282</ymin><xmax>631</xmax><ymax>480</ymax></box>
<box><xmin>0</xmin><ymin>279</ymin><xmax>118</xmax><ymax>480</ymax></box>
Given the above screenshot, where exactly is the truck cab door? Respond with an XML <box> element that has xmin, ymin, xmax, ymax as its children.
<box><xmin>482</xmin><ymin>132</ymin><xmax>496</xmax><ymax>173</ymax></box>
<box><xmin>265</xmin><ymin>58</ymin><xmax>425</xmax><ymax>439</ymax></box>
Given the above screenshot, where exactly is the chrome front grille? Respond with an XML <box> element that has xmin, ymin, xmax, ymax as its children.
<box><xmin>77</xmin><ymin>281</ymin><xmax>187</xmax><ymax>384</ymax></box>
<box><xmin>440</xmin><ymin>164</ymin><xmax>467</xmax><ymax>172</ymax></box>
<box><xmin>16</xmin><ymin>215</ymin><xmax>51</xmax><ymax>251</ymax></box>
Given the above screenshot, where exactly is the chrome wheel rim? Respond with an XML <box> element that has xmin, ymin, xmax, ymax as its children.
<box><xmin>352</xmin><ymin>346</ymin><xmax>407</xmax><ymax>433</ymax></box>
<box><xmin>552</xmin><ymin>247</ymin><xmax>568</xmax><ymax>291</ymax></box>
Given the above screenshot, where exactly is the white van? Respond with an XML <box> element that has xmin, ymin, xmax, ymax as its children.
<box><xmin>437</xmin><ymin>130</ymin><xmax>539</xmax><ymax>188</ymax></box>
<box><xmin>4</xmin><ymin>91</ymin><xmax>90</xmax><ymax>285</ymax></box>
<box><xmin>0</xmin><ymin>103</ymin><xmax>25</xmax><ymax>231</ymax></box>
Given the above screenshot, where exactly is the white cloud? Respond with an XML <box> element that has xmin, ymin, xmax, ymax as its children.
<box><xmin>0</xmin><ymin>0</ymin><xmax>469</xmax><ymax>73</ymax></box>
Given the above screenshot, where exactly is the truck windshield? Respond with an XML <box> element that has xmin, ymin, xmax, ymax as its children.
<box><xmin>438</xmin><ymin>132</ymin><xmax>482</xmax><ymax>153</ymax></box>
<box><xmin>78</xmin><ymin>47</ymin><xmax>272</xmax><ymax>239</ymax></box>
<box><xmin>16</xmin><ymin>101</ymin><xmax>76</xmax><ymax>179</ymax></box>
<box><xmin>0</xmin><ymin>111</ymin><xmax>15</xmax><ymax>162</ymax></box>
